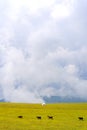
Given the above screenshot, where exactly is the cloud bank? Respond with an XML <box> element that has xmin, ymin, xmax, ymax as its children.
<box><xmin>0</xmin><ymin>0</ymin><xmax>87</xmax><ymax>103</ymax></box>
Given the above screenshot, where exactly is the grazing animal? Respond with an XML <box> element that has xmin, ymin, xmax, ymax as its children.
<box><xmin>36</xmin><ymin>116</ymin><xmax>41</xmax><ymax>119</ymax></box>
<box><xmin>78</xmin><ymin>117</ymin><xmax>84</xmax><ymax>120</ymax></box>
<box><xmin>48</xmin><ymin>116</ymin><xmax>53</xmax><ymax>119</ymax></box>
<box><xmin>42</xmin><ymin>102</ymin><xmax>46</xmax><ymax>106</ymax></box>
<box><xmin>18</xmin><ymin>116</ymin><xmax>23</xmax><ymax>118</ymax></box>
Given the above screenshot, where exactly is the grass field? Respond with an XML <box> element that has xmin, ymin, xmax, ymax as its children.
<box><xmin>0</xmin><ymin>102</ymin><xmax>87</xmax><ymax>130</ymax></box>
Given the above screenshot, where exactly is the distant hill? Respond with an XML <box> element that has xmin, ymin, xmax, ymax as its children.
<box><xmin>43</xmin><ymin>96</ymin><xmax>87</xmax><ymax>103</ymax></box>
<box><xmin>0</xmin><ymin>97</ymin><xmax>87</xmax><ymax>103</ymax></box>
<box><xmin>0</xmin><ymin>99</ymin><xmax>5</xmax><ymax>102</ymax></box>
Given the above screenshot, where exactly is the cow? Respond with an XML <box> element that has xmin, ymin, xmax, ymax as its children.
<box><xmin>48</xmin><ymin>116</ymin><xmax>53</xmax><ymax>119</ymax></box>
<box><xmin>78</xmin><ymin>117</ymin><xmax>84</xmax><ymax>120</ymax></box>
<box><xmin>18</xmin><ymin>116</ymin><xmax>23</xmax><ymax>118</ymax></box>
<box><xmin>36</xmin><ymin>116</ymin><xmax>42</xmax><ymax>119</ymax></box>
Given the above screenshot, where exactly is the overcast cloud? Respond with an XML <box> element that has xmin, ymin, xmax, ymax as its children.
<box><xmin>0</xmin><ymin>0</ymin><xmax>87</xmax><ymax>103</ymax></box>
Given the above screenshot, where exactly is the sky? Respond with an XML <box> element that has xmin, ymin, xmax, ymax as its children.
<box><xmin>0</xmin><ymin>0</ymin><xmax>87</xmax><ymax>103</ymax></box>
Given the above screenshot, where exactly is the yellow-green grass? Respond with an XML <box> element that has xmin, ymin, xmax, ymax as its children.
<box><xmin>0</xmin><ymin>102</ymin><xmax>87</xmax><ymax>130</ymax></box>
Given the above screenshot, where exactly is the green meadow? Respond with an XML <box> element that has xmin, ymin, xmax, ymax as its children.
<box><xmin>0</xmin><ymin>103</ymin><xmax>87</xmax><ymax>130</ymax></box>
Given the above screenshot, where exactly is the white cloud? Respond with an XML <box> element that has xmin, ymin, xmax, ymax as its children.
<box><xmin>51</xmin><ymin>4</ymin><xmax>70</xmax><ymax>19</ymax></box>
<box><xmin>0</xmin><ymin>0</ymin><xmax>87</xmax><ymax>103</ymax></box>
<box><xmin>8</xmin><ymin>0</ymin><xmax>55</xmax><ymax>15</ymax></box>
<box><xmin>64</xmin><ymin>64</ymin><xmax>78</xmax><ymax>75</ymax></box>
<box><xmin>10</xmin><ymin>87</ymin><xmax>43</xmax><ymax>103</ymax></box>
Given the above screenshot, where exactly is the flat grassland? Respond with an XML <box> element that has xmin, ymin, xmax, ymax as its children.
<box><xmin>0</xmin><ymin>103</ymin><xmax>87</xmax><ymax>130</ymax></box>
